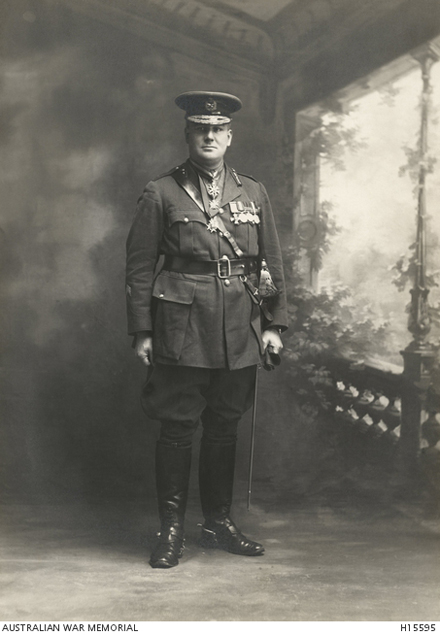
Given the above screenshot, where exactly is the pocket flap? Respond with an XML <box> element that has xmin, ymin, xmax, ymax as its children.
<box><xmin>168</xmin><ymin>210</ymin><xmax>206</xmax><ymax>226</ymax></box>
<box><xmin>152</xmin><ymin>273</ymin><xmax>196</xmax><ymax>304</ymax></box>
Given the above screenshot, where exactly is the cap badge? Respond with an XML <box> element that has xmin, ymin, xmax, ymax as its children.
<box><xmin>205</xmin><ymin>98</ymin><xmax>217</xmax><ymax>112</ymax></box>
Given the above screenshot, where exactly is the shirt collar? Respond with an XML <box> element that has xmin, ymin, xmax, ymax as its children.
<box><xmin>189</xmin><ymin>158</ymin><xmax>224</xmax><ymax>181</ymax></box>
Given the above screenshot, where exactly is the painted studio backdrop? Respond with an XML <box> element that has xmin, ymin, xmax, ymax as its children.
<box><xmin>1</xmin><ymin>0</ymin><xmax>440</xmax><ymax>507</ymax></box>
<box><xmin>1</xmin><ymin>0</ymin><xmax>294</xmax><ymax>505</ymax></box>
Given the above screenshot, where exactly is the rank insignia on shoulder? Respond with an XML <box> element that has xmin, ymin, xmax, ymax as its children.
<box><xmin>229</xmin><ymin>201</ymin><xmax>261</xmax><ymax>225</ymax></box>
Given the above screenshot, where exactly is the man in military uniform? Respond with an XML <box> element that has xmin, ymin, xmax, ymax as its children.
<box><xmin>126</xmin><ymin>91</ymin><xmax>288</xmax><ymax>568</ymax></box>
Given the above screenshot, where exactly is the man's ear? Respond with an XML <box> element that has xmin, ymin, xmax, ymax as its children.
<box><xmin>227</xmin><ymin>127</ymin><xmax>233</xmax><ymax>147</ymax></box>
<box><xmin>185</xmin><ymin>125</ymin><xmax>190</xmax><ymax>144</ymax></box>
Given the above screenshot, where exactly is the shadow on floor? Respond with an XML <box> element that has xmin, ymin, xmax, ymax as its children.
<box><xmin>1</xmin><ymin>485</ymin><xmax>439</xmax><ymax>621</ymax></box>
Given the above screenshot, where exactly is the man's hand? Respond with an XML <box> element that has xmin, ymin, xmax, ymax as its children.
<box><xmin>134</xmin><ymin>332</ymin><xmax>153</xmax><ymax>366</ymax></box>
<box><xmin>262</xmin><ymin>328</ymin><xmax>283</xmax><ymax>355</ymax></box>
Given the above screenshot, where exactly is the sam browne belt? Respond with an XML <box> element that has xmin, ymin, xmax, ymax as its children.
<box><xmin>163</xmin><ymin>255</ymin><xmax>258</xmax><ymax>279</ymax></box>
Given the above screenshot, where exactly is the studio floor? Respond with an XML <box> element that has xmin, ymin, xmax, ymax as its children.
<box><xmin>1</xmin><ymin>490</ymin><xmax>439</xmax><ymax>622</ymax></box>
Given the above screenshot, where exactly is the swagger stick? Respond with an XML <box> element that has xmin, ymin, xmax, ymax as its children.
<box><xmin>247</xmin><ymin>365</ymin><xmax>259</xmax><ymax>510</ymax></box>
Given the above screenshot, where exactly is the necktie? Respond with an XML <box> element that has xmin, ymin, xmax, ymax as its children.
<box><xmin>205</xmin><ymin>170</ymin><xmax>222</xmax><ymax>216</ymax></box>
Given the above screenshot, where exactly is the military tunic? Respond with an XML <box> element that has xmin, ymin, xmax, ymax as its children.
<box><xmin>126</xmin><ymin>159</ymin><xmax>288</xmax><ymax>370</ymax></box>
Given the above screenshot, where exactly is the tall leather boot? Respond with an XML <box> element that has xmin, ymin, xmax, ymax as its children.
<box><xmin>149</xmin><ymin>441</ymin><xmax>192</xmax><ymax>569</ymax></box>
<box><xmin>199</xmin><ymin>437</ymin><xmax>264</xmax><ymax>556</ymax></box>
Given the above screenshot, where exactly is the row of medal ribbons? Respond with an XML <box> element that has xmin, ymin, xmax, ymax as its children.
<box><xmin>229</xmin><ymin>201</ymin><xmax>261</xmax><ymax>225</ymax></box>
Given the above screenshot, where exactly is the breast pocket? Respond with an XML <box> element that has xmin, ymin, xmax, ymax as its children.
<box><xmin>168</xmin><ymin>210</ymin><xmax>207</xmax><ymax>257</ymax></box>
<box><xmin>152</xmin><ymin>272</ymin><xmax>197</xmax><ymax>360</ymax></box>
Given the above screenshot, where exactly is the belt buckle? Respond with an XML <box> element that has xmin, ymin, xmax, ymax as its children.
<box><xmin>217</xmin><ymin>255</ymin><xmax>231</xmax><ymax>279</ymax></box>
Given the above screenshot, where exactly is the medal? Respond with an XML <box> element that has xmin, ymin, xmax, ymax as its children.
<box><xmin>206</xmin><ymin>182</ymin><xmax>220</xmax><ymax>198</ymax></box>
<box><xmin>207</xmin><ymin>217</ymin><xmax>220</xmax><ymax>233</ymax></box>
<box><xmin>230</xmin><ymin>202</ymin><xmax>261</xmax><ymax>225</ymax></box>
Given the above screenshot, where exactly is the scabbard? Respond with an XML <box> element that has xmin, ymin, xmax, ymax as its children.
<box><xmin>247</xmin><ymin>365</ymin><xmax>259</xmax><ymax>510</ymax></box>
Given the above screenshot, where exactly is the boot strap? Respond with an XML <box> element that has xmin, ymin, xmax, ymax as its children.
<box><xmin>157</xmin><ymin>526</ymin><xmax>184</xmax><ymax>542</ymax></box>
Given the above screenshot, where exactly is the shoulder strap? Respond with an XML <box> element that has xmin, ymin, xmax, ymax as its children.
<box><xmin>170</xmin><ymin>165</ymin><xmax>204</xmax><ymax>212</ymax></box>
<box><xmin>211</xmin><ymin>214</ymin><xmax>244</xmax><ymax>259</ymax></box>
<box><xmin>236</xmin><ymin>171</ymin><xmax>259</xmax><ymax>183</ymax></box>
<box><xmin>171</xmin><ymin>167</ymin><xmax>244</xmax><ymax>258</ymax></box>
<box><xmin>153</xmin><ymin>165</ymin><xmax>180</xmax><ymax>181</ymax></box>
<box><xmin>196</xmin><ymin>173</ymin><xmax>244</xmax><ymax>258</ymax></box>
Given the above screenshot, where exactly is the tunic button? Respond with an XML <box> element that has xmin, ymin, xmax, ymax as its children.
<box><xmin>159</xmin><ymin>293</ymin><xmax>164</xmax><ymax>298</ymax></box>
<box><xmin>224</xmin><ymin>279</ymin><xmax>230</xmax><ymax>287</ymax></box>
<box><xmin>184</xmin><ymin>217</ymin><xmax>189</xmax><ymax>223</ymax></box>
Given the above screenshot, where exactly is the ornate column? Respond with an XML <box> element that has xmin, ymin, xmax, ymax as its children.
<box><xmin>292</xmin><ymin>111</ymin><xmax>322</xmax><ymax>289</ymax></box>
<box><xmin>399</xmin><ymin>42</ymin><xmax>440</xmax><ymax>487</ymax></box>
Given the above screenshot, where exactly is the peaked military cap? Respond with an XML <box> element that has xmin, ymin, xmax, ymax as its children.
<box><xmin>175</xmin><ymin>91</ymin><xmax>242</xmax><ymax>125</ymax></box>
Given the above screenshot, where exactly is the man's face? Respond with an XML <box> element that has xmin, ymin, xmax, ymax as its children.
<box><xmin>185</xmin><ymin>123</ymin><xmax>232</xmax><ymax>166</ymax></box>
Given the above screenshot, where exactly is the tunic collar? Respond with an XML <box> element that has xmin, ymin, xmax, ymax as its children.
<box><xmin>189</xmin><ymin>158</ymin><xmax>224</xmax><ymax>181</ymax></box>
